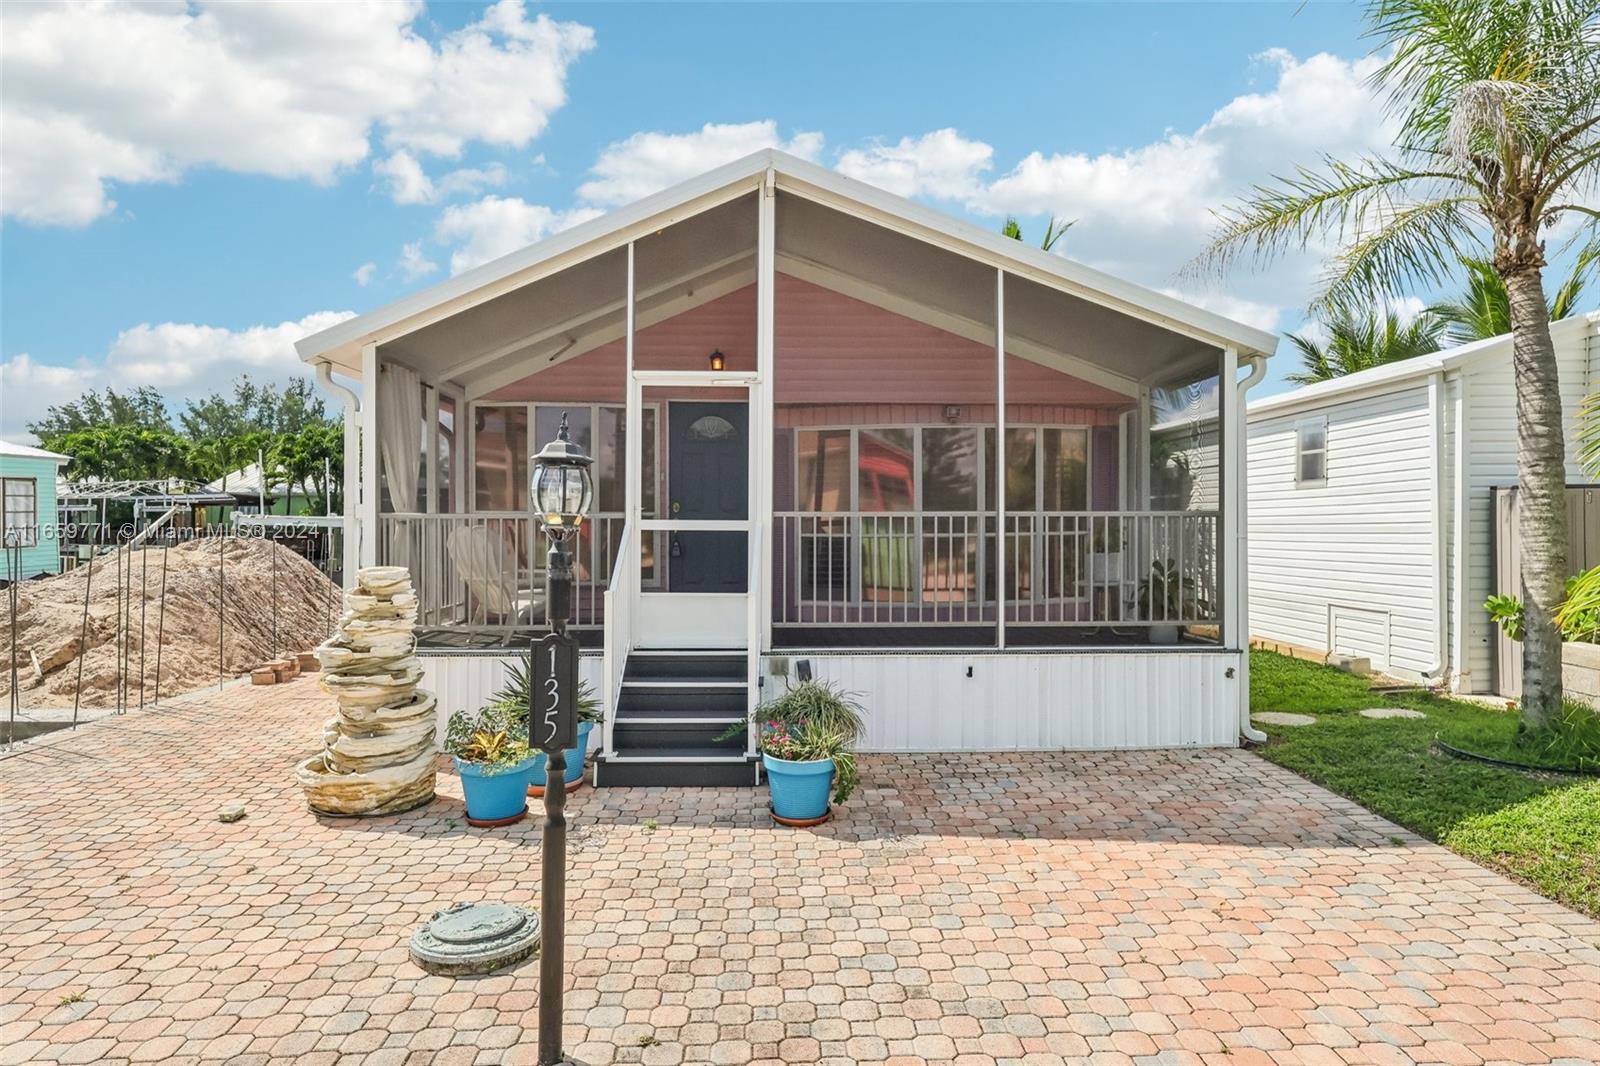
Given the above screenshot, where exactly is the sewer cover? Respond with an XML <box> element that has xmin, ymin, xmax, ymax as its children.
<box><xmin>409</xmin><ymin>902</ymin><xmax>540</xmax><ymax>976</ymax></box>
<box><xmin>1252</xmin><ymin>712</ymin><xmax>1317</xmax><ymax>727</ymax></box>
<box><xmin>1359</xmin><ymin>707</ymin><xmax>1426</xmax><ymax>720</ymax></box>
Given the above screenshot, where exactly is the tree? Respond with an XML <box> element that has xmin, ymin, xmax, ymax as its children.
<box><xmin>1197</xmin><ymin>0</ymin><xmax>1600</xmax><ymax>729</ymax></box>
<box><xmin>178</xmin><ymin>375</ymin><xmax>331</xmax><ymax>439</ymax></box>
<box><xmin>267</xmin><ymin>423</ymin><xmax>344</xmax><ymax>515</ymax></box>
<box><xmin>1430</xmin><ymin>249</ymin><xmax>1597</xmax><ymax>345</ymax></box>
<box><xmin>1002</xmin><ymin>215</ymin><xmax>1075</xmax><ymax>252</ymax></box>
<box><xmin>30</xmin><ymin>386</ymin><xmax>172</xmax><ymax>443</ymax></box>
<box><xmin>1285</xmin><ymin>306</ymin><xmax>1445</xmax><ymax>384</ymax></box>
<box><xmin>53</xmin><ymin>425</ymin><xmax>193</xmax><ymax>482</ymax></box>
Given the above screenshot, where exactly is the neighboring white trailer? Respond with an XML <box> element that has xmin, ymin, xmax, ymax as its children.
<box><xmin>1236</xmin><ymin>312</ymin><xmax>1600</xmax><ymax>694</ymax></box>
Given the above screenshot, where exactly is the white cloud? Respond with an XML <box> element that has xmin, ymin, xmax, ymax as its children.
<box><xmin>1</xmin><ymin>312</ymin><xmax>354</xmax><ymax>441</ymax></box>
<box><xmin>374</xmin><ymin>150</ymin><xmax>507</xmax><ymax>205</ymax></box>
<box><xmin>0</xmin><ymin>0</ymin><xmax>593</xmax><ymax>225</ymax></box>
<box><xmin>835</xmin><ymin>129</ymin><xmax>993</xmax><ymax>201</ymax></box>
<box><xmin>832</xmin><ymin>51</ymin><xmax>1393</xmax><ymax>331</ymax></box>
<box><xmin>399</xmin><ymin>241</ymin><xmax>440</xmax><ymax>282</ymax></box>
<box><xmin>1157</xmin><ymin>288</ymin><xmax>1282</xmax><ymax>333</ymax></box>
<box><xmin>433</xmin><ymin>196</ymin><xmax>601</xmax><ymax>275</ymax></box>
<box><xmin>353</xmin><ymin>262</ymin><xmax>377</xmax><ymax>287</ymax></box>
<box><xmin>577</xmin><ymin>121</ymin><xmax>823</xmax><ymax>207</ymax></box>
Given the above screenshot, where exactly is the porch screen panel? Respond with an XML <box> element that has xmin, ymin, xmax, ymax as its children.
<box><xmin>773</xmin><ymin>191</ymin><xmax>996</xmax><ymax>639</ymax></box>
<box><xmin>1144</xmin><ymin>360</ymin><xmax>1225</xmax><ymax>645</ymax></box>
<box><xmin>632</xmin><ymin>193</ymin><xmax>758</xmax><ymax>594</ymax></box>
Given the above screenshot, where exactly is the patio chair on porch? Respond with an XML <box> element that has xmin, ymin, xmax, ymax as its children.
<box><xmin>445</xmin><ymin>524</ymin><xmax>542</xmax><ymax>626</ymax></box>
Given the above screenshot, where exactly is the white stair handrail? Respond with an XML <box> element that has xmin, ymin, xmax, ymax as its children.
<box><xmin>602</xmin><ymin>520</ymin><xmax>635</xmax><ymax>759</ymax></box>
<box><xmin>745</xmin><ymin>523</ymin><xmax>762</xmax><ymax>760</ymax></box>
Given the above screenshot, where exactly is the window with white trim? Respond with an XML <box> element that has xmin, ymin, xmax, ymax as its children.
<box><xmin>1296</xmin><ymin>419</ymin><xmax>1328</xmax><ymax>485</ymax></box>
<box><xmin>2</xmin><ymin>478</ymin><xmax>38</xmax><ymax>547</ymax></box>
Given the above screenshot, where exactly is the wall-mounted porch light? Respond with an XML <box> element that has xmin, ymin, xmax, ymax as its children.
<box><xmin>708</xmin><ymin>349</ymin><xmax>726</xmax><ymax>371</ymax></box>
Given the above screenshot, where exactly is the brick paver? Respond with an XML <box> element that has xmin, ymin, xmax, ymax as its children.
<box><xmin>3</xmin><ymin>675</ymin><xmax>1599</xmax><ymax>1065</ymax></box>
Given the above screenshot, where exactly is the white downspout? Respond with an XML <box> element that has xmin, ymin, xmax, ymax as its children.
<box><xmin>1422</xmin><ymin>371</ymin><xmax>1451</xmax><ymax>686</ymax></box>
<box><xmin>1236</xmin><ymin>352</ymin><xmax>1269</xmax><ymax>743</ymax></box>
<box><xmin>315</xmin><ymin>359</ymin><xmax>363</xmax><ymax>590</ymax></box>
<box><xmin>1451</xmin><ymin>371</ymin><xmax>1472</xmax><ymax>692</ymax></box>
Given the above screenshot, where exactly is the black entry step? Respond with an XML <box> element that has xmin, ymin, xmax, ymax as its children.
<box><xmin>596</xmin><ymin>649</ymin><xmax>756</xmax><ymax>788</ymax></box>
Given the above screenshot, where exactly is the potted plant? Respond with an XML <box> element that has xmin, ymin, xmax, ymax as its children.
<box><xmin>491</xmin><ymin>655</ymin><xmax>603</xmax><ymax>796</ymax></box>
<box><xmin>1136</xmin><ymin>558</ymin><xmax>1208</xmax><ymax>644</ymax></box>
<box><xmin>761</xmin><ymin>721</ymin><xmax>858</xmax><ymax>825</ymax></box>
<box><xmin>738</xmin><ymin>678</ymin><xmax>865</xmax><ymax>825</ymax></box>
<box><xmin>444</xmin><ymin>702</ymin><xmax>535</xmax><ymax>826</ymax></box>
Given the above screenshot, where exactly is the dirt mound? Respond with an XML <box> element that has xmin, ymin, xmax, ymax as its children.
<box><xmin>1</xmin><ymin>538</ymin><xmax>340</xmax><ymax>711</ymax></box>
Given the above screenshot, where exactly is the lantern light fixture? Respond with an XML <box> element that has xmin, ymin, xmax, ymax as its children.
<box><xmin>708</xmin><ymin>349</ymin><xmax>726</xmax><ymax>371</ymax></box>
<box><xmin>529</xmin><ymin>412</ymin><xmax>594</xmax><ymax>541</ymax></box>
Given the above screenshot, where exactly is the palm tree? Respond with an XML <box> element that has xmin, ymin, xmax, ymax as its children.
<box><xmin>1197</xmin><ymin>0</ymin><xmax>1600</xmax><ymax>729</ymax></box>
<box><xmin>1285</xmin><ymin>306</ymin><xmax>1445</xmax><ymax>384</ymax></box>
<box><xmin>1430</xmin><ymin>249</ymin><xmax>1597</xmax><ymax>345</ymax></box>
<box><xmin>1002</xmin><ymin>215</ymin><xmax>1075</xmax><ymax>252</ymax></box>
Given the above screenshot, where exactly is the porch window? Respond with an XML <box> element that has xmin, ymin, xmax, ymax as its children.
<box><xmin>473</xmin><ymin>405</ymin><xmax>528</xmax><ymax>511</ymax></box>
<box><xmin>857</xmin><ymin>428</ymin><xmax>915</xmax><ymax>603</ymax></box>
<box><xmin>2</xmin><ymin>478</ymin><xmax>37</xmax><ymax>548</ymax></box>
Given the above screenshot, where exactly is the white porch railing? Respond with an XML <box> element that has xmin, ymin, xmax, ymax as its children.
<box><xmin>772</xmin><ymin>509</ymin><xmax>1219</xmax><ymax>628</ymax></box>
<box><xmin>601</xmin><ymin>520</ymin><xmax>635</xmax><ymax>759</ymax></box>
<box><xmin>378</xmin><ymin>512</ymin><xmax>624</xmax><ymax>632</ymax></box>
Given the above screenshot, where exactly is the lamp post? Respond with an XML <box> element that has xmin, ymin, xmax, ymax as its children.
<box><xmin>529</xmin><ymin>412</ymin><xmax>593</xmax><ymax>1066</ymax></box>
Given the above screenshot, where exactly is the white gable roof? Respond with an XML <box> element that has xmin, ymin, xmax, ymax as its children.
<box><xmin>0</xmin><ymin>440</ymin><xmax>70</xmax><ymax>463</ymax></box>
<box><xmin>296</xmin><ymin>149</ymin><xmax>1277</xmax><ymax>372</ymax></box>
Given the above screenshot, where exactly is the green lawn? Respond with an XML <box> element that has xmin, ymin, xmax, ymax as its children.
<box><xmin>1249</xmin><ymin>650</ymin><xmax>1600</xmax><ymax>917</ymax></box>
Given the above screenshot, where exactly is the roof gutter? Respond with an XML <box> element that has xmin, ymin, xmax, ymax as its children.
<box><xmin>314</xmin><ymin>360</ymin><xmax>362</xmax><ymax>590</ymax></box>
<box><xmin>1236</xmin><ymin>352</ymin><xmax>1270</xmax><ymax>744</ymax></box>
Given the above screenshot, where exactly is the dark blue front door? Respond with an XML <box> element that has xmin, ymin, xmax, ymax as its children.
<box><xmin>668</xmin><ymin>401</ymin><xmax>748</xmax><ymax>592</ymax></box>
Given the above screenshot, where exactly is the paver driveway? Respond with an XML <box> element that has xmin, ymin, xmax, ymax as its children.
<box><xmin>3</xmin><ymin>676</ymin><xmax>1599</xmax><ymax>1066</ymax></box>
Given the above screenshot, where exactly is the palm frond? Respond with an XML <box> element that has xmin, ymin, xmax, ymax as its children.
<box><xmin>1193</xmin><ymin>156</ymin><xmax>1470</xmax><ymax>281</ymax></box>
<box><xmin>1313</xmin><ymin>196</ymin><xmax>1482</xmax><ymax>313</ymax></box>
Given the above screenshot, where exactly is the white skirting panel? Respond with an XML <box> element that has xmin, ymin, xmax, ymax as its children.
<box><xmin>419</xmin><ymin>650</ymin><xmax>1241</xmax><ymax>752</ymax></box>
<box><xmin>765</xmin><ymin>651</ymin><xmax>1242</xmax><ymax>751</ymax></box>
<box><xmin>419</xmin><ymin>653</ymin><xmax>606</xmax><ymax>741</ymax></box>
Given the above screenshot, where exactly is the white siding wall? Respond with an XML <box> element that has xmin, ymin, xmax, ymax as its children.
<box><xmin>782</xmin><ymin>652</ymin><xmax>1241</xmax><ymax>751</ymax></box>
<box><xmin>421</xmin><ymin>650</ymin><xmax>1242</xmax><ymax>752</ymax></box>
<box><xmin>1457</xmin><ymin>324</ymin><xmax>1597</xmax><ymax>692</ymax></box>
<box><xmin>1248</xmin><ymin>385</ymin><xmax>1440</xmax><ymax>679</ymax></box>
<box><xmin>421</xmin><ymin>652</ymin><xmax>606</xmax><ymax>742</ymax></box>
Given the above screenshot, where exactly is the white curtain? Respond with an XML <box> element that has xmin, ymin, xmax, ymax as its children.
<box><xmin>377</xmin><ymin>362</ymin><xmax>423</xmax><ymax>514</ymax></box>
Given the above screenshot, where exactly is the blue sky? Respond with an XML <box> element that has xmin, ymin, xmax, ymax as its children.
<box><xmin>1</xmin><ymin>2</ymin><xmax>1410</xmax><ymax>441</ymax></box>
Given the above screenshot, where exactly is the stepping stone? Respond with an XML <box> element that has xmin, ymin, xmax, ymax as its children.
<box><xmin>1252</xmin><ymin>712</ymin><xmax>1317</xmax><ymax>727</ymax></box>
<box><xmin>1359</xmin><ymin>707</ymin><xmax>1426</xmax><ymax>720</ymax></box>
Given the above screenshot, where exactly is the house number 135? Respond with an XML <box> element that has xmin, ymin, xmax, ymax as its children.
<box><xmin>531</xmin><ymin>631</ymin><xmax>578</xmax><ymax>753</ymax></box>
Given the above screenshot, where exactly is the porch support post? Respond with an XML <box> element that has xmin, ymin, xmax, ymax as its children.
<box><xmin>995</xmin><ymin>269</ymin><xmax>1007</xmax><ymax>650</ymax></box>
<box><xmin>1219</xmin><ymin>345</ymin><xmax>1240</xmax><ymax>651</ymax></box>
<box><xmin>756</xmin><ymin>169</ymin><xmax>776</xmax><ymax>660</ymax></box>
<box><xmin>621</xmin><ymin>241</ymin><xmax>640</xmax><ymax>760</ymax></box>
<box><xmin>359</xmin><ymin>342</ymin><xmax>380</xmax><ymax>570</ymax></box>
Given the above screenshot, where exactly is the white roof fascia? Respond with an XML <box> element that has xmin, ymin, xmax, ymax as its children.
<box><xmin>1248</xmin><ymin>312</ymin><xmax>1600</xmax><ymax>421</ymax></box>
<box><xmin>297</xmin><ymin>148</ymin><xmax>1281</xmax><ymax>373</ymax></box>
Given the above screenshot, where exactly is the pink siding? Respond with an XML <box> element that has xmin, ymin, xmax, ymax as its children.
<box><xmin>485</xmin><ymin>273</ymin><xmax>1132</xmax><ymax>412</ymax></box>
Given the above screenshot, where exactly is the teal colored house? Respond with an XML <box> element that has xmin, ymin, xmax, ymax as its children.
<box><xmin>0</xmin><ymin>440</ymin><xmax>68</xmax><ymax>579</ymax></box>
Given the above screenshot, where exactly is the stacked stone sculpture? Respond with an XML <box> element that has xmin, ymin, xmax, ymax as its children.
<box><xmin>296</xmin><ymin>566</ymin><xmax>438</xmax><ymax>816</ymax></box>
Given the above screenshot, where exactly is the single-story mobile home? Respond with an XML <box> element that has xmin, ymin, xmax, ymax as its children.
<box><xmin>0</xmin><ymin>440</ymin><xmax>68</xmax><ymax>580</ymax></box>
<box><xmin>1228</xmin><ymin>311</ymin><xmax>1600</xmax><ymax>696</ymax></box>
<box><xmin>296</xmin><ymin>149</ymin><xmax>1277</xmax><ymax>783</ymax></box>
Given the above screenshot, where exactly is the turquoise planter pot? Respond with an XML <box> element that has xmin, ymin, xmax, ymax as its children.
<box><xmin>455</xmin><ymin>756</ymin><xmax>533</xmax><ymax>822</ymax></box>
<box><xmin>763</xmin><ymin>753</ymin><xmax>834</xmax><ymax>822</ymax></box>
<box><xmin>529</xmin><ymin>719</ymin><xmax>593</xmax><ymax>788</ymax></box>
